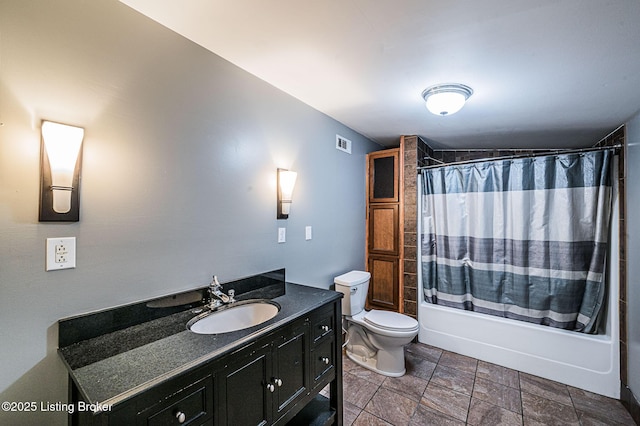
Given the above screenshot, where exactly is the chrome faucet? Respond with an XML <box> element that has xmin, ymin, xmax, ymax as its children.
<box><xmin>208</xmin><ymin>275</ymin><xmax>235</xmax><ymax>309</ymax></box>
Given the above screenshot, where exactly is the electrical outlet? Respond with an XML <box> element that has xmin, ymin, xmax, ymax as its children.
<box><xmin>46</xmin><ymin>237</ymin><xmax>76</xmax><ymax>271</ymax></box>
<box><xmin>305</xmin><ymin>226</ymin><xmax>312</xmax><ymax>240</ymax></box>
<box><xmin>278</xmin><ymin>227</ymin><xmax>286</xmax><ymax>243</ymax></box>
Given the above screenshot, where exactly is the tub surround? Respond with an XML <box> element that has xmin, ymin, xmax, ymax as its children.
<box><xmin>57</xmin><ymin>269</ymin><xmax>342</xmax><ymax>423</ymax></box>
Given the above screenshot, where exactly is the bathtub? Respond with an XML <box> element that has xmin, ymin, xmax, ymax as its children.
<box><xmin>416</xmin><ymin>169</ymin><xmax>621</xmax><ymax>399</ymax></box>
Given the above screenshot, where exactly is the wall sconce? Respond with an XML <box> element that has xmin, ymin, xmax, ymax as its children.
<box><xmin>277</xmin><ymin>168</ymin><xmax>297</xmax><ymax>219</ymax></box>
<box><xmin>39</xmin><ymin>120</ymin><xmax>84</xmax><ymax>222</ymax></box>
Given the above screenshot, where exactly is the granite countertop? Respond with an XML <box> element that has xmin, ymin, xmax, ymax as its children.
<box><xmin>58</xmin><ymin>280</ymin><xmax>341</xmax><ymax>410</ymax></box>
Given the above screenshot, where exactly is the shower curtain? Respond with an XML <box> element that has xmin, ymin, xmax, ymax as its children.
<box><xmin>420</xmin><ymin>150</ymin><xmax>613</xmax><ymax>333</ymax></box>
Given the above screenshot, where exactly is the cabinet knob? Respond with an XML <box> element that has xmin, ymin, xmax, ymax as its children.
<box><xmin>267</xmin><ymin>383</ymin><xmax>275</xmax><ymax>392</ymax></box>
<box><xmin>175</xmin><ymin>411</ymin><xmax>186</xmax><ymax>423</ymax></box>
<box><xmin>274</xmin><ymin>378</ymin><xmax>282</xmax><ymax>387</ymax></box>
<box><xmin>321</xmin><ymin>357</ymin><xmax>330</xmax><ymax>365</ymax></box>
<box><xmin>321</xmin><ymin>325</ymin><xmax>329</xmax><ymax>332</ymax></box>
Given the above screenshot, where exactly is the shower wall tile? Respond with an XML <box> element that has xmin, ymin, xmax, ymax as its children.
<box><xmin>404</xmin><ymin>259</ymin><xmax>416</xmax><ymax>275</ymax></box>
<box><xmin>402</xmin><ymin>135</ymin><xmax>421</xmax><ymax>316</ymax></box>
<box><xmin>404</xmin><ymin>300</ymin><xmax>417</xmax><ymax>317</ymax></box>
<box><xmin>403</xmin><ymin>285</ymin><xmax>416</xmax><ymax>303</ymax></box>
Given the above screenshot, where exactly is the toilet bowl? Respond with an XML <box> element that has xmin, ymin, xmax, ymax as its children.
<box><xmin>334</xmin><ymin>270</ymin><xmax>419</xmax><ymax>377</ymax></box>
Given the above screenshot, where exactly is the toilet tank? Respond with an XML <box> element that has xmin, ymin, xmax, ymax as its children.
<box><xmin>334</xmin><ymin>270</ymin><xmax>370</xmax><ymax>315</ymax></box>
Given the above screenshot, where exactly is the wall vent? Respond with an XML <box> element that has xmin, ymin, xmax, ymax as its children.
<box><xmin>336</xmin><ymin>135</ymin><xmax>352</xmax><ymax>154</ymax></box>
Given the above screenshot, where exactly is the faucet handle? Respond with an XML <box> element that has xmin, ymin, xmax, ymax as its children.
<box><xmin>211</xmin><ymin>275</ymin><xmax>222</xmax><ymax>289</ymax></box>
<box><xmin>228</xmin><ymin>289</ymin><xmax>235</xmax><ymax>302</ymax></box>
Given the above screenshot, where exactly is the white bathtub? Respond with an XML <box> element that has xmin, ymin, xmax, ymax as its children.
<box><xmin>416</xmin><ymin>167</ymin><xmax>621</xmax><ymax>398</ymax></box>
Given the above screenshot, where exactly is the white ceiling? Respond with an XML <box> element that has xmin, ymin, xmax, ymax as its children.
<box><xmin>120</xmin><ymin>0</ymin><xmax>640</xmax><ymax>148</ymax></box>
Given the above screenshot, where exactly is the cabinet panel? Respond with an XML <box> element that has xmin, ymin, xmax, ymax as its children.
<box><xmin>368</xmin><ymin>149</ymin><xmax>399</xmax><ymax>203</ymax></box>
<box><xmin>107</xmin><ymin>369</ymin><xmax>214</xmax><ymax>426</ymax></box>
<box><xmin>311</xmin><ymin>305</ymin><xmax>335</xmax><ymax>343</ymax></box>
<box><xmin>147</xmin><ymin>381</ymin><xmax>209</xmax><ymax>426</ymax></box>
<box><xmin>311</xmin><ymin>336</ymin><xmax>335</xmax><ymax>385</ymax></box>
<box><xmin>220</xmin><ymin>344</ymin><xmax>272</xmax><ymax>426</ymax></box>
<box><xmin>367</xmin><ymin>256</ymin><xmax>399</xmax><ymax>311</ymax></box>
<box><xmin>368</xmin><ymin>204</ymin><xmax>399</xmax><ymax>255</ymax></box>
<box><xmin>273</xmin><ymin>326</ymin><xmax>308</xmax><ymax>415</ymax></box>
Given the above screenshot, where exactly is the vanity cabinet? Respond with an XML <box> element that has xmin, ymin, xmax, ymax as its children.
<box><xmin>218</xmin><ymin>321</ymin><xmax>309</xmax><ymax>425</ymax></box>
<box><xmin>69</xmin><ymin>299</ymin><xmax>341</xmax><ymax>426</ymax></box>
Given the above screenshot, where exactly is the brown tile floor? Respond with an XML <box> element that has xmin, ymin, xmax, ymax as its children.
<box><xmin>328</xmin><ymin>342</ymin><xmax>636</xmax><ymax>426</ymax></box>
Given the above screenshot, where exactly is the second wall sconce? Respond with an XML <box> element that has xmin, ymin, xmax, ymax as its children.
<box><xmin>277</xmin><ymin>168</ymin><xmax>297</xmax><ymax>219</ymax></box>
<box><xmin>39</xmin><ymin>120</ymin><xmax>84</xmax><ymax>222</ymax></box>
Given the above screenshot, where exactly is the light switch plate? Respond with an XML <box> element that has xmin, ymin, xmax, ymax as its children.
<box><xmin>46</xmin><ymin>237</ymin><xmax>76</xmax><ymax>271</ymax></box>
<box><xmin>278</xmin><ymin>228</ymin><xmax>286</xmax><ymax>243</ymax></box>
<box><xmin>305</xmin><ymin>226</ymin><xmax>312</xmax><ymax>240</ymax></box>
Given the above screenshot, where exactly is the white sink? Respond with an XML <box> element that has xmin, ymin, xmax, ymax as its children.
<box><xmin>187</xmin><ymin>300</ymin><xmax>280</xmax><ymax>334</ymax></box>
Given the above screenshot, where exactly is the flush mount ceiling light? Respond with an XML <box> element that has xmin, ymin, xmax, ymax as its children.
<box><xmin>421</xmin><ymin>83</ymin><xmax>473</xmax><ymax>116</ymax></box>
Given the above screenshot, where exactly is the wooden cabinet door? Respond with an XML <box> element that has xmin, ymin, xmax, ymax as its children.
<box><xmin>368</xmin><ymin>203</ymin><xmax>399</xmax><ymax>256</ymax></box>
<box><xmin>368</xmin><ymin>149</ymin><xmax>399</xmax><ymax>203</ymax></box>
<box><xmin>367</xmin><ymin>255</ymin><xmax>399</xmax><ymax>311</ymax></box>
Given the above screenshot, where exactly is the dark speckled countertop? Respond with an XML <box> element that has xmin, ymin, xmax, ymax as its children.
<box><xmin>58</xmin><ymin>274</ymin><xmax>341</xmax><ymax>411</ymax></box>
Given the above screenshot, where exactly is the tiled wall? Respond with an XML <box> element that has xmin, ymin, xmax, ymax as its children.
<box><xmin>401</xmin><ymin>136</ymin><xmax>419</xmax><ymax>317</ymax></box>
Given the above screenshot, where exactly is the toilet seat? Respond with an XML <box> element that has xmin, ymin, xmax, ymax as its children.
<box><xmin>364</xmin><ymin>310</ymin><xmax>419</xmax><ymax>332</ymax></box>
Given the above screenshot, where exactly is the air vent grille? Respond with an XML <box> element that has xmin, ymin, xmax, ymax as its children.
<box><xmin>336</xmin><ymin>135</ymin><xmax>352</xmax><ymax>154</ymax></box>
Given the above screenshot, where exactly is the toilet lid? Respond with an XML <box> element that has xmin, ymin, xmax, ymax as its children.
<box><xmin>364</xmin><ymin>310</ymin><xmax>419</xmax><ymax>332</ymax></box>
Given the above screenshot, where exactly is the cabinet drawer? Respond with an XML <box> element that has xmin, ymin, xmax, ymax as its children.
<box><xmin>147</xmin><ymin>375</ymin><xmax>212</xmax><ymax>426</ymax></box>
<box><xmin>311</xmin><ymin>306</ymin><xmax>335</xmax><ymax>343</ymax></box>
<box><xmin>311</xmin><ymin>337</ymin><xmax>335</xmax><ymax>384</ymax></box>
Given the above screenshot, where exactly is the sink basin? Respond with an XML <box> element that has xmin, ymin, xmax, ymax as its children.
<box><xmin>187</xmin><ymin>300</ymin><xmax>280</xmax><ymax>334</ymax></box>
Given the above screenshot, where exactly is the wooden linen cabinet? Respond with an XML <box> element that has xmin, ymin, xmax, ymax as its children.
<box><xmin>366</xmin><ymin>148</ymin><xmax>403</xmax><ymax>312</ymax></box>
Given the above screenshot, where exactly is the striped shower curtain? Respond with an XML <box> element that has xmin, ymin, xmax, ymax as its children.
<box><xmin>420</xmin><ymin>150</ymin><xmax>613</xmax><ymax>333</ymax></box>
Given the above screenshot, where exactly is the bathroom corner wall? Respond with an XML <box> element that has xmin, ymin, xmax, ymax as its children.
<box><xmin>401</xmin><ymin>135</ymin><xmax>431</xmax><ymax>318</ymax></box>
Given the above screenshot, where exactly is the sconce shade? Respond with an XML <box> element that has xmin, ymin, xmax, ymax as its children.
<box><xmin>39</xmin><ymin>120</ymin><xmax>84</xmax><ymax>221</ymax></box>
<box><xmin>422</xmin><ymin>83</ymin><xmax>473</xmax><ymax>116</ymax></box>
<box><xmin>277</xmin><ymin>168</ymin><xmax>297</xmax><ymax>219</ymax></box>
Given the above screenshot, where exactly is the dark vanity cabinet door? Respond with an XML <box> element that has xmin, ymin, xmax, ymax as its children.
<box><xmin>218</xmin><ymin>321</ymin><xmax>310</xmax><ymax>426</ymax></box>
<box><xmin>272</xmin><ymin>323</ymin><xmax>309</xmax><ymax>417</ymax></box>
<box><xmin>218</xmin><ymin>342</ymin><xmax>273</xmax><ymax>426</ymax></box>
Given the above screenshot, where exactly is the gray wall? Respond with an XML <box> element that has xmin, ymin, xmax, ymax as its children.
<box><xmin>627</xmin><ymin>110</ymin><xmax>640</xmax><ymax>408</ymax></box>
<box><xmin>0</xmin><ymin>1</ymin><xmax>381</xmax><ymax>424</ymax></box>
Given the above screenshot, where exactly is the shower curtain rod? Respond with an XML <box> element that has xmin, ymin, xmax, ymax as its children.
<box><xmin>418</xmin><ymin>143</ymin><xmax>622</xmax><ymax>171</ymax></box>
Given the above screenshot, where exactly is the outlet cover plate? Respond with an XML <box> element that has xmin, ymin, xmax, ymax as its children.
<box><xmin>46</xmin><ymin>237</ymin><xmax>76</xmax><ymax>271</ymax></box>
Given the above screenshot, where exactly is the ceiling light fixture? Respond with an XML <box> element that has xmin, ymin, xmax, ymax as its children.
<box><xmin>421</xmin><ymin>83</ymin><xmax>473</xmax><ymax>116</ymax></box>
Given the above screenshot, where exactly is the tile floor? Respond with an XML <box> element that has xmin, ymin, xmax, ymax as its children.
<box><xmin>329</xmin><ymin>342</ymin><xmax>636</xmax><ymax>425</ymax></box>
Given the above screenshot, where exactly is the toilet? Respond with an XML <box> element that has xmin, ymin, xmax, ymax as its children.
<box><xmin>334</xmin><ymin>270</ymin><xmax>419</xmax><ymax>377</ymax></box>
